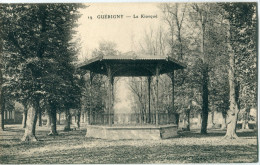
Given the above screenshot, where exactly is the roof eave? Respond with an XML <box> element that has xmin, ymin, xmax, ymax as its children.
<box><xmin>77</xmin><ymin>55</ymin><xmax>104</xmax><ymax>69</ymax></box>
<box><xmin>167</xmin><ymin>56</ymin><xmax>187</xmax><ymax>69</ymax></box>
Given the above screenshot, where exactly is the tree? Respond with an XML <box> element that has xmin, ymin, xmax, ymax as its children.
<box><xmin>128</xmin><ymin>77</ymin><xmax>150</xmax><ymax>123</ymax></box>
<box><xmin>0</xmin><ymin>4</ymin><xmax>82</xmax><ymax>141</ymax></box>
<box><xmin>190</xmin><ymin>3</ymin><xmax>211</xmax><ymax>134</ymax></box>
<box><xmin>161</xmin><ymin>4</ymin><xmax>187</xmax><ymax>123</ymax></box>
<box><xmin>38</xmin><ymin>105</ymin><xmax>43</xmax><ymax>127</ymax></box>
<box><xmin>221</xmin><ymin>3</ymin><xmax>257</xmax><ymax>139</ymax></box>
<box><xmin>79</xmin><ymin>41</ymin><xmax>118</xmax><ymax>126</ymax></box>
<box><xmin>22</xmin><ymin>104</ymin><xmax>28</xmax><ymax>128</ymax></box>
<box><xmin>209</xmin><ymin>70</ymin><xmax>230</xmax><ymax>129</ymax></box>
<box><xmin>161</xmin><ymin>3</ymin><xmax>187</xmax><ymax>60</ymax></box>
<box><xmin>160</xmin><ymin>3</ymin><xmax>205</xmax><ymax>130</ymax></box>
<box><xmin>188</xmin><ymin>3</ymin><xmax>231</xmax><ymax>133</ymax></box>
<box><xmin>129</xmin><ymin>27</ymin><xmax>165</xmax><ymax>124</ymax></box>
<box><xmin>0</xmin><ymin>56</ymin><xmax>3</xmax><ymax>131</ymax></box>
<box><xmin>63</xmin><ymin>72</ymin><xmax>82</xmax><ymax>130</ymax></box>
<box><xmin>0</xmin><ymin>30</ymin><xmax>4</xmax><ymax>130</ymax></box>
<box><xmin>92</xmin><ymin>41</ymin><xmax>120</xmax><ymax>57</ymax></box>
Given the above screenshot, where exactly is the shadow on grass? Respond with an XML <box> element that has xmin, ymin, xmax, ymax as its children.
<box><xmin>0</xmin><ymin>125</ymin><xmax>258</xmax><ymax>164</ymax></box>
<box><xmin>1</xmin><ymin>126</ymin><xmax>256</xmax><ymax>143</ymax></box>
<box><xmin>2</xmin><ymin>127</ymin><xmax>24</xmax><ymax>133</ymax></box>
<box><xmin>236</xmin><ymin>131</ymin><xmax>257</xmax><ymax>137</ymax></box>
<box><xmin>0</xmin><ymin>126</ymin><xmax>88</xmax><ymax>151</ymax></box>
<box><xmin>1</xmin><ymin>143</ymin><xmax>258</xmax><ymax>164</ymax></box>
<box><xmin>177</xmin><ymin>129</ymin><xmax>257</xmax><ymax>138</ymax></box>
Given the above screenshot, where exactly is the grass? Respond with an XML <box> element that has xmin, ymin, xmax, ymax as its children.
<box><xmin>0</xmin><ymin>124</ymin><xmax>258</xmax><ymax>164</ymax></box>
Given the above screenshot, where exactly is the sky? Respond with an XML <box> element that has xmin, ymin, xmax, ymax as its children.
<box><xmin>76</xmin><ymin>3</ymin><xmax>164</xmax><ymax>114</ymax></box>
<box><xmin>76</xmin><ymin>3</ymin><xmax>163</xmax><ymax>61</ymax></box>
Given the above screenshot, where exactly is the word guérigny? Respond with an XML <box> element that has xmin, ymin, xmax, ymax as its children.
<box><xmin>97</xmin><ymin>15</ymin><xmax>124</xmax><ymax>19</ymax></box>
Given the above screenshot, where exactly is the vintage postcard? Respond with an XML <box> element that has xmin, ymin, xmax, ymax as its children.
<box><xmin>0</xmin><ymin>1</ymin><xmax>258</xmax><ymax>164</ymax></box>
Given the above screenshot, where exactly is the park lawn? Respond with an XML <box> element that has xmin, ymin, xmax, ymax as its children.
<box><xmin>0</xmin><ymin>124</ymin><xmax>258</xmax><ymax>164</ymax></box>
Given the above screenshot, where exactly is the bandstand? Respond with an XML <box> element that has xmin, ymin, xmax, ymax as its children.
<box><xmin>78</xmin><ymin>54</ymin><xmax>186</xmax><ymax>140</ymax></box>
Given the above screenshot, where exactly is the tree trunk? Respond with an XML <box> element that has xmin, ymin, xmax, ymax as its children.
<box><xmin>221</xmin><ymin>112</ymin><xmax>227</xmax><ymax>130</ymax></box>
<box><xmin>22</xmin><ymin>107</ymin><xmax>28</xmax><ymax>128</ymax></box>
<box><xmin>0</xmin><ymin>107</ymin><xmax>4</xmax><ymax>131</ymax></box>
<box><xmin>64</xmin><ymin>108</ymin><xmax>71</xmax><ymax>131</ymax></box>
<box><xmin>0</xmin><ymin>65</ymin><xmax>4</xmax><ymax>131</ymax></box>
<box><xmin>87</xmin><ymin>109</ymin><xmax>91</xmax><ymax>125</ymax></box>
<box><xmin>46</xmin><ymin>110</ymin><xmax>51</xmax><ymax>127</ymax></box>
<box><xmin>21</xmin><ymin>103</ymin><xmax>38</xmax><ymax>141</ymax></box>
<box><xmin>170</xmin><ymin>72</ymin><xmax>175</xmax><ymax>124</ymax></box>
<box><xmin>38</xmin><ymin>108</ymin><xmax>42</xmax><ymax>127</ymax></box>
<box><xmin>201</xmin><ymin>65</ymin><xmax>209</xmax><ymax>134</ymax></box>
<box><xmin>225</xmin><ymin>110</ymin><xmax>239</xmax><ymax>139</ymax></box>
<box><xmin>77</xmin><ymin>110</ymin><xmax>81</xmax><ymax>128</ymax></box>
<box><xmin>57</xmin><ymin>112</ymin><xmax>61</xmax><ymax>125</ymax></box>
<box><xmin>242</xmin><ymin>109</ymin><xmax>249</xmax><ymax>130</ymax></box>
<box><xmin>148</xmin><ymin>76</ymin><xmax>151</xmax><ymax>123</ymax></box>
<box><xmin>175</xmin><ymin>113</ymin><xmax>179</xmax><ymax>128</ymax></box>
<box><xmin>224</xmin><ymin>31</ymin><xmax>240</xmax><ymax>139</ymax></box>
<box><xmin>186</xmin><ymin>109</ymin><xmax>190</xmax><ymax>131</ymax></box>
<box><xmin>0</xmin><ymin>95</ymin><xmax>4</xmax><ymax>131</ymax></box>
<box><xmin>48</xmin><ymin>108</ymin><xmax>58</xmax><ymax>136</ymax></box>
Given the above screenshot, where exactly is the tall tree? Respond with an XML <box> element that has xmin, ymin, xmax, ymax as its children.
<box><xmin>161</xmin><ymin>4</ymin><xmax>186</xmax><ymax>123</ymax></box>
<box><xmin>0</xmin><ymin>52</ymin><xmax>3</xmax><ymax>131</ymax></box>
<box><xmin>0</xmin><ymin>4</ymin><xmax>82</xmax><ymax>141</ymax></box>
<box><xmin>221</xmin><ymin>3</ymin><xmax>257</xmax><ymax>139</ymax></box>
<box><xmin>160</xmin><ymin>3</ymin><xmax>205</xmax><ymax>129</ymax></box>
<box><xmin>161</xmin><ymin>3</ymin><xmax>187</xmax><ymax>60</ymax></box>
<box><xmin>0</xmin><ymin>27</ymin><xmax>3</xmax><ymax>130</ymax></box>
<box><xmin>190</xmin><ymin>3</ymin><xmax>213</xmax><ymax>134</ymax></box>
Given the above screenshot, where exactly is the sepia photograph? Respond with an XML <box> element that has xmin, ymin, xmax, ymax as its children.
<box><xmin>0</xmin><ymin>1</ymin><xmax>258</xmax><ymax>164</ymax></box>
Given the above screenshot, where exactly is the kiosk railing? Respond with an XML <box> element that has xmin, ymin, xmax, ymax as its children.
<box><xmin>87</xmin><ymin>112</ymin><xmax>178</xmax><ymax>125</ymax></box>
